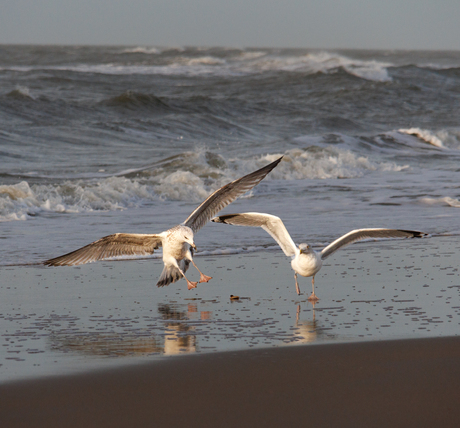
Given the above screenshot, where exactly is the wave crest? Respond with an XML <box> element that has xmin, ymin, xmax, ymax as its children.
<box><xmin>0</xmin><ymin>148</ymin><xmax>406</xmax><ymax>221</ymax></box>
<box><xmin>419</xmin><ymin>196</ymin><xmax>460</xmax><ymax>208</ymax></box>
<box><xmin>398</xmin><ymin>128</ymin><xmax>445</xmax><ymax>148</ymax></box>
<box><xmin>4</xmin><ymin>86</ymin><xmax>35</xmax><ymax>100</ymax></box>
<box><xmin>249</xmin><ymin>52</ymin><xmax>392</xmax><ymax>82</ymax></box>
<box><xmin>101</xmin><ymin>91</ymin><xmax>170</xmax><ymax>111</ymax></box>
<box><xmin>2</xmin><ymin>51</ymin><xmax>392</xmax><ymax>82</ymax></box>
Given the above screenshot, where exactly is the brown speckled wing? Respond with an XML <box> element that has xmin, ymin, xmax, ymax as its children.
<box><xmin>183</xmin><ymin>156</ymin><xmax>283</xmax><ymax>233</ymax></box>
<box><xmin>44</xmin><ymin>233</ymin><xmax>163</xmax><ymax>266</ymax></box>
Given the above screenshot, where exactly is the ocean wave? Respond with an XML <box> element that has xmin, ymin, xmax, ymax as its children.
<box><xmin>0</xmin><ymin>178</ymin><xmax>157</xmax><ymax>222</ymax></box>
<box><xmin>4</xmin><ymin>86</ymin><xmax>36</xmax><ymax>100</ymax></box>
<box><xmin>419</xmin><ymin>196</ymin><xmax>460</xmax><ymax>208</ymax></box>
<box><xmin>0</xmin><ymin>148</ymin><xmax>407</xmax><ymax>222</ymax></box>
<box><xmin>100</xmin><ymin>91</ymin><xmax>170</xmax><ymax>111</ymax></box>
<box><xmin>246</xmin><ymin>51</ymin><xmax>392</xmax><ymax>82</ymax></box>
<box><xmin>0</xmin><ymin>51</ymin><xmax>392</xmax><ymax>81</ymax></box>
<box><xmin>120</xmin><ymin>47</ymin><xmax>161</xmax><ymax>55</ymax></box>
<box><xmin>398</xmin><ymin>128</ymin><xmax>445</xmax><ymax>148</ymax></box>
<box><xmin>186</xmin><ymin>56</ymin><xmax>226</xmax><ymax>66</ymax></box>
<box><xmin>376</xmin><ymin>128</ymin><xmax>460</xmax><ymax>151</ymax></box>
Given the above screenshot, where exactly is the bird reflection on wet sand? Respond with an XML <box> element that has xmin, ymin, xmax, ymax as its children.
<box><xmin>48</xmin><ymin>301</ymin><xmax>333</xmax><ymax>360</ymax></box>
<box><xmin>50</xmin><ymin>303</ymin><xmax>209</xmax><ymax>357</ymax></box>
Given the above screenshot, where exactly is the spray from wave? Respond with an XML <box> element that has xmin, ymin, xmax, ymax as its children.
<box><xmin>1</xmin><ymin>51</ymin><xmax>392</xmax><ymax>82</ymax></box>
<box><xmin>4</xmin><ymin>86</ymin><xmax>36</xmax><ymax>100</ymax></box>
<box><xmin>419</xmin><ymin>196</ymin><xmax>460</xmax><ymax>208</ymax></box>
<box><xmin>247</xmin><ymin>51</ymin><xmax>392</xmax><ymax>82</ymax></box>
<box><xmin>121</xmin><ymin>47</ymin><xmax>161</xmax><ymax>55</ymax></box>
<box><xmin>0</xmin><ymin>148</ymin><xmax>407</xmax><ymax>222</ymax></box>
<box><xmin>398</xmin><ymin>128</ymin><xmax>445</xmax><ymax>148</ymax></box>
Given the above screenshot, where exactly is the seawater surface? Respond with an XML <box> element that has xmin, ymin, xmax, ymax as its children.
<box><xmin>1</xmin><ymin>46</ymin><xmax>460</xmax><ymax>381</ymax></box>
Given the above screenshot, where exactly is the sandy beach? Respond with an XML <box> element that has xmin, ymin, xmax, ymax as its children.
<box><xmin>1</xmin><ymin>335</ymin><xmax>460</xmax><ymax>427</ymax></box>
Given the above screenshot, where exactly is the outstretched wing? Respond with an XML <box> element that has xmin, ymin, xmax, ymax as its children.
<box><xmin>212</xmin><ymin>212</ymin><xmax>297</xmax><ymax>257</ymax></box>
<box><xmin>44</xmin><ymin>233</ymin><xmax>163</xmax><ymax>266</ymax></box>
<box><xmin>183</xmin><ymin>157</ymin><xmax>283</xmax><ymax>233</ymax></box>
<box><xmin>320</xmin><ymin>229</ymin><xmax>427</xmax><ymax>260</ymax></box>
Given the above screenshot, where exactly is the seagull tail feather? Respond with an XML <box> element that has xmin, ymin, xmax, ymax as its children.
<box><xmin>156</xmin><ymin>263</ymin><xmax>187</xmax><ymax>287</ymax></box>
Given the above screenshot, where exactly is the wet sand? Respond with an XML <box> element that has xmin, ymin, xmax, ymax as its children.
<box><xmin>1</xmin><ymin>335</ymin><xmax>460</xmax><ymax>427</ymax></box>
<box><xmin>2</xmin><ymin>235</ymin><xmax>460</xmax><ymax>382</ymax></box>
<box><xmin>1</xmin><ymin>235</ymin><xmax>460</xmax><ymax>425</ymax></box>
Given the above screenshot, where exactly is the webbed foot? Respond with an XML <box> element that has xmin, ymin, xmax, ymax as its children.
<box><xmin>187</xmin><ymin>281</ymin><xmax>198</xmax><ymax>290</ymax></box>
<box><xmin>199</xmin><ymin>274</ymin><xmax>212</xmax><ymax>283</ymax></box>
<box><xmin>307</xmin><ymin>292</ymin><xmax>319</xmax><ymax>302</ymax></box>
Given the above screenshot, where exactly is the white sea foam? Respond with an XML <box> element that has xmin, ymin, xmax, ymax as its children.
<box><xmin>1</xmin><ymin>51</ymin><xmax>392</xmax><ymax>81</ymax></box>
<box><xmin>121</xmin><ymin>47</ymin><xmax>161</xmax><ymax>54</ymax></box>
<box><xmin>419</xmin><ymin>197</ymin><xmax>460</xmax><ymax>208</ymax></box>
<box><xmin>244</xmin><ymin>51</ymin><xmax>392</xmax><ymax>82</ymax></box>
<box><xmin>186</xmin><ymin>57</ymin><xmax>226</xmax><ymax>66</ymax></box>
<box><xmin>0</xmin><ymin>178</ymin><xmax>157</xmax><ymax>222</ymax></box>
<box><xmin>398</xmin><ymin>128</ymin><xmax>445</xmax><ymax>148</ymax></box>
<box><xmin>0</xmin><ymin>148</ymin><xmax>407</xmax><ymax>222</ymax></box>
<box><xmin>5</xmin><ymin>86</ymin><xmax>35</xmax><ymax>100</ymax></box>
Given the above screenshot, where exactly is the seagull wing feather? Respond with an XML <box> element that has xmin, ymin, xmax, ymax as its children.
<box><xmin>320</xmin><ymin>228</ymin><xmax>427</xmax><ymax>260</ymax></box>
<box><xmin>44</xmin><ymin>233</ymin><xmax>163</xmax><ymax>266</ymax></box>
<box><xmin>212</xmin><ymin>212</ymin><xmax>297</xmax><ymax>257</ymax></box>
<box><xmin>183</xmin><ymin>157</ymin><xmax>283</xmax><ymax>233</ymax></box>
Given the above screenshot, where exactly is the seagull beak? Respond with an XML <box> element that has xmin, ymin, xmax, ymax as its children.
<box><xmin>192</xmin><ymin>244</ymin><xmax>197</xmax><ymax>251</ymax></box>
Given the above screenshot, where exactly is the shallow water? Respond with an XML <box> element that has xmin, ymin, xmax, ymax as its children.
<box><xmin>1</xmin><ymin>46</ymin><xmax>460</xmax><ymax>382</ymax></box>
<box><xmin>1</xmin><ymin>235</ymin><xmax>458</xmax><ymax>383</ymax></box>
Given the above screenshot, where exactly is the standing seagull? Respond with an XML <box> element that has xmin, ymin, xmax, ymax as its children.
<box><xmin>44</xmin><ymin>157</ymin><xmax>282</xmax><ymax>290</ymax></box>
<box><xmin>211</xmin><ymin>212</ymin><xmax>427</xmax><ymax>300</ymax></box>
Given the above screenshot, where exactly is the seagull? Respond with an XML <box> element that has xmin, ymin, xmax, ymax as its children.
<box><xmin>44</xmin><ymin>157</ymin><xmax>283</xmax><ymax>290</ymax></box>
<box><xmin>211</xmin><ymin>212</ymin><xmax>427</xmax><ymax>300</ymax></box>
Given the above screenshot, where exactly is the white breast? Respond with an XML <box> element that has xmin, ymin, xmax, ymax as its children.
<box><xmin>291</xmin><ymin>251</ymin><xmax>322</xmax><ymax>278</ymax></box>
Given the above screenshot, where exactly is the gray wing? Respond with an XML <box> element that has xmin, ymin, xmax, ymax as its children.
<box><xmin>44</xmin><ymin>233</ymin><xmax>163</xmax><ymax>266</ymax></box>
<box><xmin>212</xmin><ymin>212</ymin><xmax>297</xmax><ymax>257</ymax></box>
<box><xmin>183</xmin><ymin>156</ymin><xmax>283</xmax><ymax>233</ymax></box>
<box><xmin>320</xmin><ymin>228</ymin><xmax>427</xmax><ymax>260</ymax></box>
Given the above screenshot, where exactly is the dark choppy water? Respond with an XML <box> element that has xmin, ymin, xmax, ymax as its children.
<box><xmin>1</xmin><ymin>45</ymin><xmax>460</xmax><ymax>265</ymax></box>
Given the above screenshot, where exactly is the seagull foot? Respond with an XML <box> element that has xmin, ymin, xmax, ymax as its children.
<box><xmin>307</xmin><ymin>292</ymin><xmax>319</xmax><ymax>302</ymax></box>
<box><xmin>199</xmin><ymin>274</ymin><xmax>212</xmax><ymax>283</ymax></box>
<box><xmin>187</xmin><ymin>281</ymin><xmax>198</xmax><ymax>290</ymax></box>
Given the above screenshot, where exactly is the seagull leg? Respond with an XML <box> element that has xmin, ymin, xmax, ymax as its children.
<box><xmin>180</xmin><ymin>269</ymin><xmax>198</xmax><ymax>290</ymax></box>
<box><xmin>307</xmin><ymin>276</ymin><xmax>319</xmax><ymax>301</ymax></box>
<box><xmin>294</xmin><ymin>273</ymin><xmax>301</xmax><ymax>295</ymax></box>
<box><xmin>192</xmin><ymin>260</ymin><xmax>212</xmax><ymax>283</ymax></box>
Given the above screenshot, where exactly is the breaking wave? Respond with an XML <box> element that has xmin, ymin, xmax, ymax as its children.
<box><xmin>4</xmin><ymin>86</ymin><xmax>36</xmax><ymax>100</ymax></box>
<box><xmin>245</xmin><ymin>51</ymin><xmax>392</xmax><ymax>82</ymax></box>
<box><xmin>419</xmin><ymin>196</ymin><xmax>460</xmax><ymax>208</ymax></box>
<box><xmin>398</xmin><ymin>128</ymin><xmax>445</xmax><ymax>148</ymax></box>
<box><xmin>0</xmin><ymin>148</ymin><xmax>408</xmax><ymax>222</ymax></box>
<box><xmin>121</xmin><ymin>47</ymin><xmax>161</xmax><ymax>55</ymax></box>
<box><xmin>1</xmin><ymin>51</ymin><xmax>392</xmax><ymax>81</ymax></box>
<box><xmin>101</xmin><ymin>91</ymin><xmax>170</xmax><ymax>111</ymax></box>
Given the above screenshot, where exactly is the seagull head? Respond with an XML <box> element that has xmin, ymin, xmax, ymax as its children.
<box><xmin>182</xmin><ymin>230</ymin><xmax>196</xmax><ymax>251</ymax></box>
<box><xmin>298</xmin><ymin>243</ymin><xmax>312</xmax><ymax>254</ymax></box>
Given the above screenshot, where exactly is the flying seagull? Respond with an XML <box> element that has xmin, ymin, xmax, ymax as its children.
<box><xmin>211</xmin><ymin>212</ymin><xmax>427</xmax><ymax>300</ymax></box>
<box><xmin>44</xmin><ymin>157</ymin><xmax>283</xmax><ymax>290</ymax></box>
